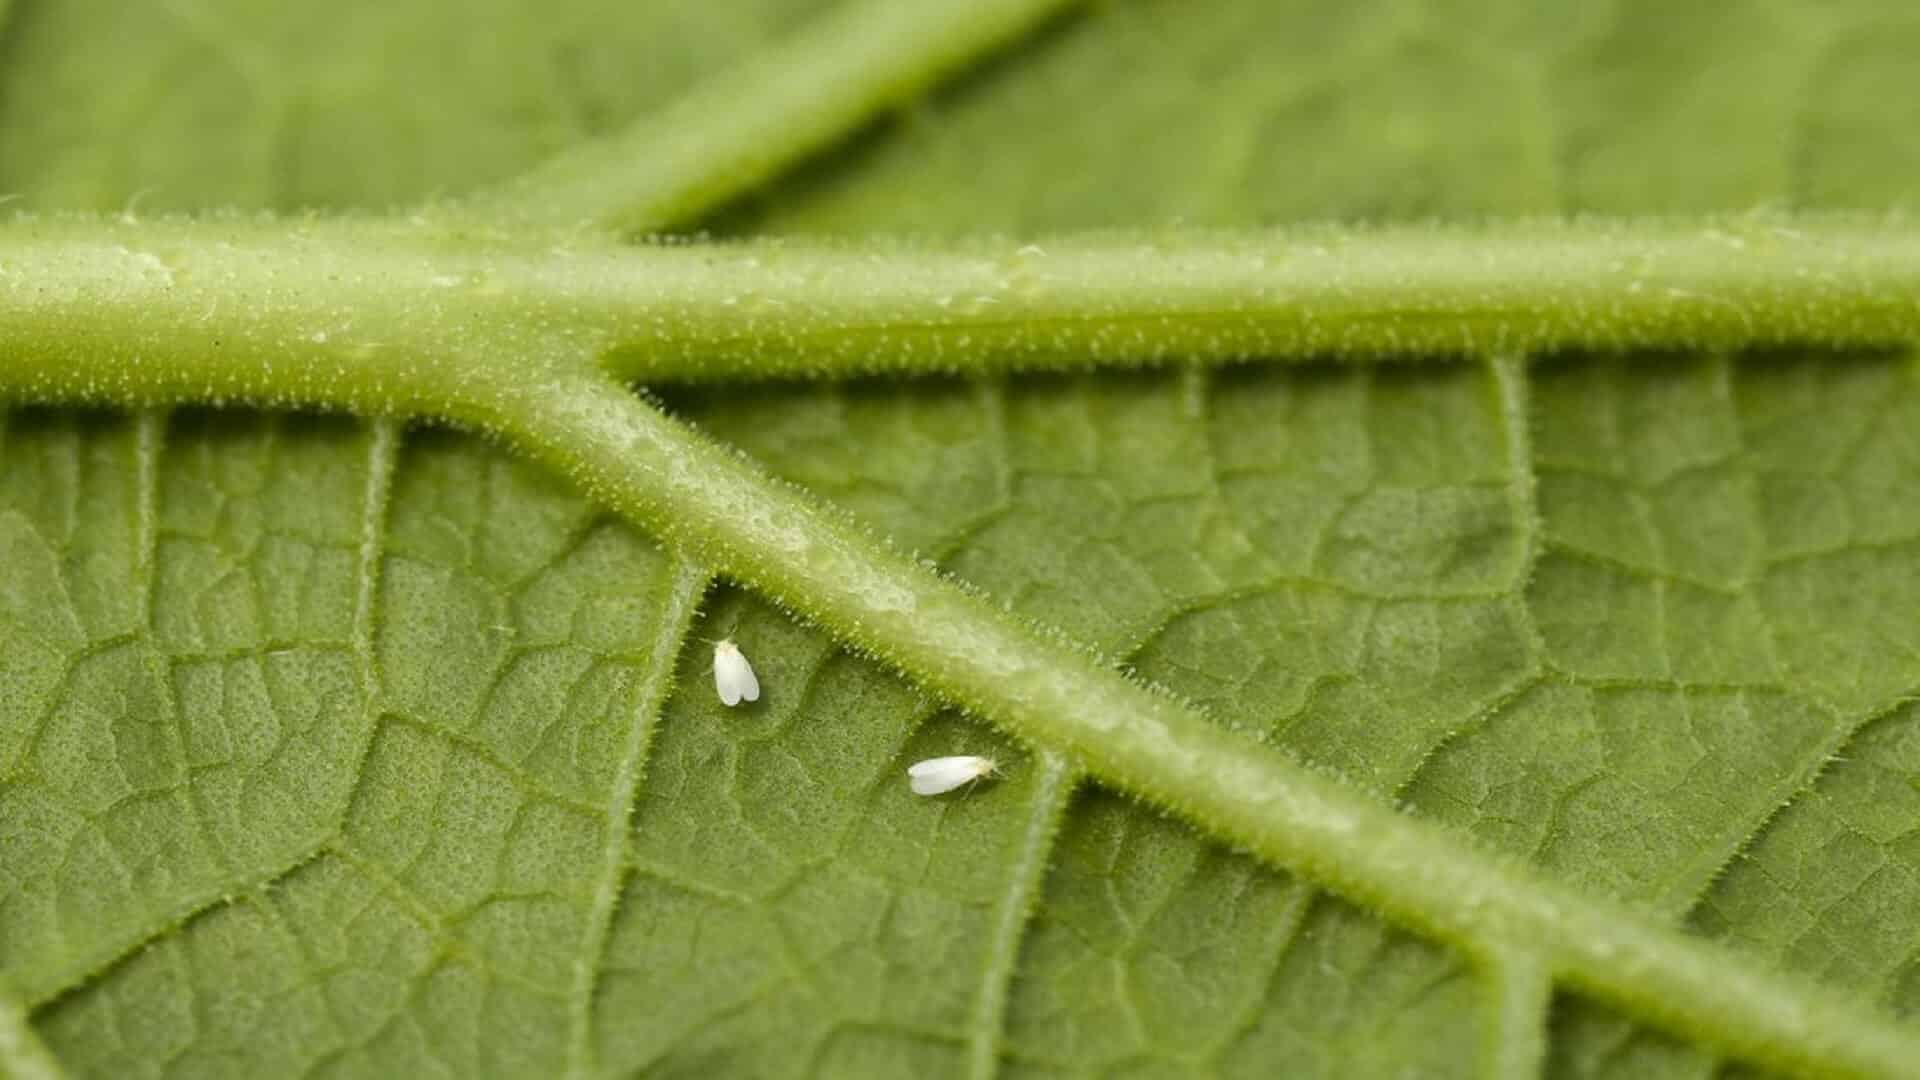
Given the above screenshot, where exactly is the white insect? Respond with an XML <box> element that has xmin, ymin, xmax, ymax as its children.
<box><xmin>908</xmin><ymin>755</ymin><xmax>1000</xmax><ymax>797</ymax></box>
<box><xmin>711</xmin><ymin>638</ymin><xmax>760</xmax><ymax>707</ymax></box>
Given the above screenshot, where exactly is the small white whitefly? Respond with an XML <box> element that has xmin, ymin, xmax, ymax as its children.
<box><xmin>907</xmin><ymin>755</ymin><xmax>1000</xmax><ymax>797</ymax></box>
<box><xmin>712</xmin><ymin>639</ymin><xmax>759</xmax><ymax>707</ymax></box>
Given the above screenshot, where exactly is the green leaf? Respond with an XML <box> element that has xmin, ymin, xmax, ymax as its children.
<box><xmin>4</xmin><ymin>2</ymin><xmax>1920</xmax><ymax>1078</ymax></box>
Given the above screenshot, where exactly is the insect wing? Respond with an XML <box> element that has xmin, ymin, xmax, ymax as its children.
<box><xmin>713</xmin><ymin>641</ymin><xmax>759</xmax><ymax>706</ymax></box>
<box><xmin>909</xmin><ymin>755</ymin><xmax>988</xmax><ymax>796</ymax></box>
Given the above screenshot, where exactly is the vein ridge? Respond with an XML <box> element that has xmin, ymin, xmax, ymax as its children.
<box><xmin>564</xmin><ymin>558</ymin><xmax>709</xmax><ymax>1080</ymax></box>
<box><xmin>965</xmin><ymin>750</ymin><xmax>1077</xmax><ymax>1080</ymax></box>
<box><xmin>1480</xmin><ymin>947</ymin><xmax>1553</xmax><ymax>1080</ymax></box>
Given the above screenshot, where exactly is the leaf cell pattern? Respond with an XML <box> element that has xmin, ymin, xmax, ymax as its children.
<box><xmin>6</xmin><ymin>0</ymin><xmax>1920</xmax><ymax>1076</ymax></box>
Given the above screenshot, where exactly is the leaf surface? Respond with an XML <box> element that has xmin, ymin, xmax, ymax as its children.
<box><xmin>3</xmin><ymin>2</ymin><xmax>1920</xmax><ymax>1078</ymax></box>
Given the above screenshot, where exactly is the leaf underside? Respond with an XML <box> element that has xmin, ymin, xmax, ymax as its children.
<box><xmin>5</xmin><ymin>2</ymin><xmax>1920</xmax><ymax>1079</ymax></box>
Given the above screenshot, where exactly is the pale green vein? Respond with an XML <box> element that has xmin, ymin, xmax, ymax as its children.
<box><xmin>565</xmin><ymin>557</ymin><xmax>708</xmax><ymax>1080</ymax></box>
<box><xmin>1387</xmin><ymin>351</ymin><xmax>1546</xmax><ymax>782</ymax></box>
<box><xmin>349</xmin><ymin>419</ymin><xmax>399</xmax><ymax>726</ymax></box>
<box><xmin>1488</xmin><ymin>352</ymin><xmax>1544</xmax><ymax>601</ymax></box>
<box><xmin>326</xmin><ymin>841</ymin><xmax>445</xmax><ymax>935</ymax></box>
<box><xmin>1654</xmin><ymin>699</ymin><xmax>1890</xmax><ymax>921</ymax></box>
<box><xmin>0</xmin><ymin>992</ymin><xmax>63</xmax><ymax>1080</ymax></box>
<box><xmin>133</xmin><ymin>408</ymin><xmax>231</xmax><ymax>888</ymax></box>
<box><xmin>1</xmin><ymin>218</ymin><xmax>1917</xmax><ymax>405</ymax></box>
<box><xmin>1480</xmin><ymin>948</ymin><xmax>1552</xmax><ymax>1080</ymax></box>
<box><xmin>465</xmin><ymin>0</ymin><xmax>1081</xmax><ymax>231</ymax></box>
<box><xmin>330</xmin><ymin>416</ymin><xmax>400</xmax><ymax>878</ymax></box>
<box><xmin>590</xmin><ymin>219</ymin><xmax>1920</xmax><ymax>379</ymax></box>
<box><xmin>22</xmin><ymin>839</ymin><xmax>330</xmax><ymax>1006</ymax></box>
<box><xmin>1201</xmin><ymin>883</ymin><xmax>1317</xmax><ymax>1065</ymax></box>
<box><xmin>130</xmin><ymin>410</ymin><xmax>162</xmax><ymax>627</ymax></box>
<box><xmin>967</xmin><ymin>750</ymin><xmax>1076</xmax><ymax>1080</ymax></box>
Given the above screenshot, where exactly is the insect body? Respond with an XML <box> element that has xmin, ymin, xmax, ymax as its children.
<box><xmin>712</xmin><ymin>639</ymin><xmax>760</xmax><ymax>706</ymax></box>
<box><xmin>908</xmin><ymin>755</ymin><xmax>1000</xmax><ymax>796</ymax></box>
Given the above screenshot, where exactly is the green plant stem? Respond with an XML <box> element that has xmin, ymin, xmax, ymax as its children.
<box><xmin>463</xmin><ymin>0</ymin><xmax>1081</xmax><ymax>231</ymax></box>
<box><xmin>0</xmin><ymin>218</ymin><xmax>1916</xmax><ymax>401</ymax></box>
<box><xmin>0</xmin><ymin>283</ymin><xmax>1908</xmax><ymax>1072</ymax></box>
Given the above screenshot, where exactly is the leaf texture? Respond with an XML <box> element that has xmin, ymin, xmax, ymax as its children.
<box><xmin>4</xmin><ymin>1</ymin><xmax>1920</xmax><ymax>1078</ymax></box>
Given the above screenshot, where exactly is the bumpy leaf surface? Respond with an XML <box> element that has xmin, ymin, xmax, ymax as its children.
<box><xmin>3</xmin><ymin>1</ymin><xmax>1920</xmax><ymax>1077</ymax></box>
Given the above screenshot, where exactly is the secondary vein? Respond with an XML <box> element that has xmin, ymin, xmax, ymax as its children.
<box><xmin>565</xmin><ymin>558</ymin><xmax>708</xmax><ymax>1080</ymax></box>
<box><xmin>1481</xmin><ymin>947</ymin><xmax>1553</xmax><ymax>1080</ymax></box>
<box><xmin>966</xmin><ymin>750</ymin><xmax>1076</xmax><ymax>1080</ymax></box>
<box><xmin>463</xmin><ymin>0</ymin><xmax>1082</xmax><ymax>231</ymax></box>
<box><xmin>333</xmin><ymin>419</ymin><xmax>403</xmax><ymax>843</ymax></box>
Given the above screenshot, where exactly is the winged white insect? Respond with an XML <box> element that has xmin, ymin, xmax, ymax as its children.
<box><xmin>908</xmin><ymin>755</ymin><xmax>1000</xmax><ymax>796</ymax></box>
<box><xmin>712</xmin><ymin>638</ymin><xmax>759</xmax><ymax>706</ymax></box>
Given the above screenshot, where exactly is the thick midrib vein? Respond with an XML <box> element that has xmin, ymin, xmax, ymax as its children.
<box><xmin>1</xmin><ymin>217</ymin><xmax>1918</xmax><ymax>410</ymax></box>
<box><xmin>564</xmin><ymin>558</ymin><xmax>708</xmax><ymax>1080</ymax></box>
